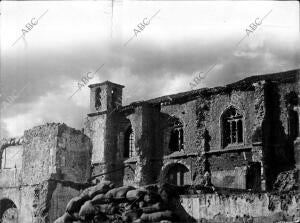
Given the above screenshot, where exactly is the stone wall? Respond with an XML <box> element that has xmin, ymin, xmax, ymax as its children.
<box><xmin>0</xmin><ymin>123</ymin><xmax>92</xmax><ymax>223</ymax></box>
<box><xmin>84</xmin><ymin>115</ymin><xmax>106</xmax><ymax>164</ymax></box>
<box><xmin>0</xmin><ymin>186</ymin><xmax>34</xmax><ymax>223</ymax></box>
<box><xmin>180</xmin><ymin>192</ymin><xmax>300</xmax><ymax>222</ymax></box>
<box><xmin>86</xmin><ymin>70</ymin><xmax>299</xmax><ymax>191</ymax></box>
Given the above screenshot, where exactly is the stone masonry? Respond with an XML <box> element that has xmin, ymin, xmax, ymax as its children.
<box><xmin>0</xmin><ymin>123</ymin><xmax>92</xmax><ymax>223</ymax></box>
<box><xmin>0</xmin><ymin>69</ymin><xmax>299</xmax><ymax>222</ymax></box>
<box><xmin>85</xmin><ymin>69</ymin><xmax>299</xmax><ymax>192</ymax></box>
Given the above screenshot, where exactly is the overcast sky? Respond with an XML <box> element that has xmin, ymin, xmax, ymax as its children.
<box><xmin>0</xmin><ymin>1</ymin><xmax>299</xmax><ymax>138</ymax></box>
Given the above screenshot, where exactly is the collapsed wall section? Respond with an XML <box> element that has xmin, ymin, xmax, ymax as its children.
<box><xmin>0</xmin><ymin>123</ymin><xmax>92</xmax><ymax>223</ymax></box>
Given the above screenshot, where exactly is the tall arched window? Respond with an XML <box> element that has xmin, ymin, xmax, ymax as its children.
<box><xmin>222</xmin><ymin>107</ymin><xmax>243</xmax><ymax>148</ymax></box>
<box><xmin>169</xmin><ymin>117</ymin><xmax>184</xmax><ymax>152</ymax></box>
<box><xmin>124</xmin><ymin>127</ymin><xmax>135</xmax><ymax>158</ymax></box>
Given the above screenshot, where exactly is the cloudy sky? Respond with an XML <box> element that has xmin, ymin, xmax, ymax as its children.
<box><xmin>0</xmin><ymin>1</ymin><xmax>299</xmax><ymax>138</ymax></box>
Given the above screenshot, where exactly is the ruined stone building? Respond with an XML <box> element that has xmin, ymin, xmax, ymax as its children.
<box><xmin>0</xmin><ymin>69</ymin><xmax>299</xmax><ymax>222</ymax></box>
<box><xmin>84</xmin><ymin>69</ymin><xmax>299</xmax><ymax>191</ymax></box>
<box><xmin>0</xmin><ymin>124</ymin><xmax>92</xmax><ymax>222</ymax></box>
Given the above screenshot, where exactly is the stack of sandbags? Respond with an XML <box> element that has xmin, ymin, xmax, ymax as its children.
<box><xmin>54</xmin><ymin>181</ymin><xmax>181</xmax><ymax>223</ymax></box>
<box><xmin>273</xmin><ymin>169</ymin><xmax>299</xmax><ymax>192</ymax></box>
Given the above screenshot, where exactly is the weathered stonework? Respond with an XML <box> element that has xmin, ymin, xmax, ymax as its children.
<box><xmin>0</xmin><ymin>123</ymin><xmax>92</xmax><ymax>222</ymax></box>
<box><xmin>1</xmin><ymin>69</ymin><xmax>299</xmax><ymax>222</ymax></box>
<box><xmin>180</xmin><ymin>191</ymin><xmax>300</xmax><ymax>222</ymax></box>
<box><xmin>85</xmin><ymin>69</ymin><xmax>299</xmax><ymax>192</ymax></box>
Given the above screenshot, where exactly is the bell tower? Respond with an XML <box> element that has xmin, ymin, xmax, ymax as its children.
<box><xmin>89</xmin><ymin>81</ymin><xmax>124</xmax><ymax>114</ymax></box>
<box><xmin>85</xmin><ymin>81</ymin><xmax>125</xmax><ymax>184</ymax></box>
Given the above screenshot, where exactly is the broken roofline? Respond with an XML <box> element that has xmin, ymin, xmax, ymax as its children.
<box><xmin>117</xmin><ymin>69</ymin><xmax>300</xmax><ymax>112</ymax></box>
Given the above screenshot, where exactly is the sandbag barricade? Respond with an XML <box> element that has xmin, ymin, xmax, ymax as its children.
<box><xmin>54</xmin><ymin>181</ymin><xmax>184</xmax><ymax>223</ymax></box>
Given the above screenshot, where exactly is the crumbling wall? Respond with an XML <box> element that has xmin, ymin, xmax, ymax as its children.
<box><xmin>131</xmin><ymin>104</ymin><xmax>160</xmax><ymax>186</ymax></box>
<box><xmin>0</xmin><ymin>123</ymin><xmax>92</xmax><ymax>223</ymax></box>
<box><xmin>0</xmin><ymin>186</ymin><xmax>34</xmax><ymax>223</ymax></box>
<box><xmin>207</xmin><ymin>88</ymin><xmax>255</xmax><ymax>150</ymax></box>
<box><xmin>161</xmin><ymin>100</ymin><xmax>198</xmax><ymax>155</ymax></box>
<box><xmin>0</xmin><ymin>167</ymin><xmax>20</xmax><ymax>188</ymax></box>
<box><xmin>21</xmin><ymin>123</ymin><xmax>91</xmax><ymax>185</ymax></box>
<box><xmin>123</xmin><ymin>163</ymin><xmax>136</xmax><ymax>186</ymax></box>
<box><xmin>0</xmin><ymin>137</ymin><xmax>24</xmax><ymax>188</ymax></box>
<box><xmin>157</xmin><ymin>87</ymin><xmax>259</xmax><ymax>188</ymax></box>
<box><xmin>84</xmin><ymin>115</ymin><xmax>106</xmax><ymax>164</ymax></box>
<box><xmin>48</xmin><ymin>181</ymin><xmax>84</xmax><ymax>223</ymax></box>
<box><xmin>31</xmin><ymin>180</ymin><xmax>88</xmax><ymax>223</ymax></box>
<box><xmin>263</xmin><ymin>81</ymin><xmax>299</xmax><ymax>189</ymax></box>
<box><xmin>56</xmin><ymin>124</ymin><xmax>91</xmax><ymax>184</ymax></box>
<box><xmin>211</xmin><ymin>167</ymin><xmax>247</xmax><ymax>189</ymax></box>
<box><xmin>206</xmin><ymin>151</ymin><xmax>253</xmax><ymax>189</ymax></box>
<box><xmin>180</xmin><ymin>192</ymin><xmax>300</xmax><ymax>222</ymax></box>
<box><xmin>21</xmin><ymin>124</ymin><xmax>60</xmax><ymax>185</ymax></box>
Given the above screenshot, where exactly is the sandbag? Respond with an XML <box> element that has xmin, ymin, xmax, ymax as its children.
<box><xmin>65</xmin><ymin>195</ymin><xmax>89</xmax><ymax>214</ymax></box>
<box><xmin>88</xmin><ymin>181</ymin><xmax>113</xmax><ymax>198</ymax></box>
<box><xmin>91</xmin><ymin>194</ymin><xmax>112</xmax><ymax>205</ymax></box>
<box><xmin>158</xmin><ymin>183</ymin><xmax>184</xmax><ymax>203</ymax></box>
<box><xmin>80</xmin><ymin>181</ymin><xmax>114</xmax><ymax>198</ymax></box>
<box><xmin>122</xmin><ymin>209</ymin><xmax>142</xmax><ymax>222</ymax></box>
<box><xmin>126</xmin><ymin>189</ymin><xmax>147</xmax><ymax>201</ymax></box>
<box><xmin>139</xmin><ymin>201</ymin><xmax>146</xmax><ymax>209</ymax></box>
<box><xmin>143</xmin><ymin>191</ymin><xmax>161</xmax><ymax>204</ymax></box>
<box><xmin>140</xmin><ymin>210</ymin><xmax>174</xmax><ymax>222</ymax></box>
<box><xmin>93</xmin><ymin>212</ymin><xmax>109</xmax><ymax>222</ymax></box>
<box><xmin>78</xmin><ymin>200</ymin><xmax>96</xmax><ymax>219</ymax></box>
<box><xmin>104</xmin><ymin>188</ymin><xmax>117</xmax><ymax>199</ymax></box>
<box><xmin>95</xmin><ymin>203</ymin><xmax>118</xmax><ymax>215</ymax></box>
<box><xmin>53</xmin><ymin>212</ymin><xmax>74</xmax><ymax>223</ymax></box>
<box><xmin>71</xmin><ymin>212</ymin><xmax>80</xmax><ymax>221</ymax></box>
<box><xmin>143</xmin><ymin>184</ymin><xmax>158</xmax><ymax>193</ymax></box>
<box><xmin>80</xmin><ymin>186</ymin><xmax>95</xmax><ymax>198</ymax></box>
<box><xmin>104</xmin><ymin>185</ymin><xmax>135</xmax><ymax>200</ymax></box>
<box><xmin>114</xmin><ymin>185</ymin><xmax>135</xmax><ymax>199</ymax></box>
<box><xmin>142</xmin><ymin>202</ymin><xmax>165</xmax><ymax>214</ymax></box>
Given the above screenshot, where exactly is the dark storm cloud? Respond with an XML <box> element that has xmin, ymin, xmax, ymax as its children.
<box><xmin>1</xmin><ymin>37</ymin><xmax>230</xmax><ymax>105</ymax></box>
<box><xmin>1</xmin><ymin>32</ymin><xmax>299</xmax><ymax>137</ymax></box>
<box><xmin>3</xmin><ymin>35</ymin><xmax>300</xmax><ymax>105</ymax></box>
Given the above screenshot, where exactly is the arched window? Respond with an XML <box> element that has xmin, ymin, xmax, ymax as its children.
<box><xmin>163</xmin><ymin>163</ymin><xmax>189</xmax><ymax>186</ymax></box>
<box><xmin>95</xmin><ymin>88</ymin><xmax>102</xmax><ymax>110</ymax></box>
<box><xmin>124</xmin><ymin>127</ymin><xmax>135</xmax><ymax>158</ymax></box>
<box><xmin>169</xmin><ymin>117</ymin><xmax>184</xmax><ymax>152</ymax></box>
<box><xmin>221</xmin><ymin>107</ymin><xmax>243</xmax><ymax>148</ymax></box>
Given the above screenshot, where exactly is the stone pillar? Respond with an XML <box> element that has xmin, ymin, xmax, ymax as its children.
<box><xmin>252</xmin><ymin>81</ymin><xmax>267</xmax><ymax>191</ymax></box>
<box><xmin>133</xmin><ymin>103</ymin><xmax>157</xmax><ymax>186</ymax></box>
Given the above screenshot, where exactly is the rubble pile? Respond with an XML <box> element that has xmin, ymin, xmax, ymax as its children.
<box><xmin>54</xmin><ymin>181</ymin><xmax>185</xmax><ymax>223</ymax></box>
<box><xmin>273</xmin><ymin>169</ymin><xmax>299</xmax><ymax>192</ymax></box>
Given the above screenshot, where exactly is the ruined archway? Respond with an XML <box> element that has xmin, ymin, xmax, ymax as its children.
<box><xmin>160</xmin><ymin>163</ymin><xmax>190</xmax><ymax>186</ymax></box>
<box><xmin>0</xmin><ymin>199</ymin><xmax>18</xmax><ymax>223</ymax></box>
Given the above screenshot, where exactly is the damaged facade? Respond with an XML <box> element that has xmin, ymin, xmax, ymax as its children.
<box><xmin>0</xmin><ymin>124</ymin><xmax>91</xmax><ymax>222</ymax></box>
<box><xmin>0</xmin><ymin>69</ymin><xmax>299</xmax><ymax>222</ymax></box>
<box><xmin>84</xmin><ymin>69</ymin><xmax>299</xmax><ymax>191</ymax></box>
